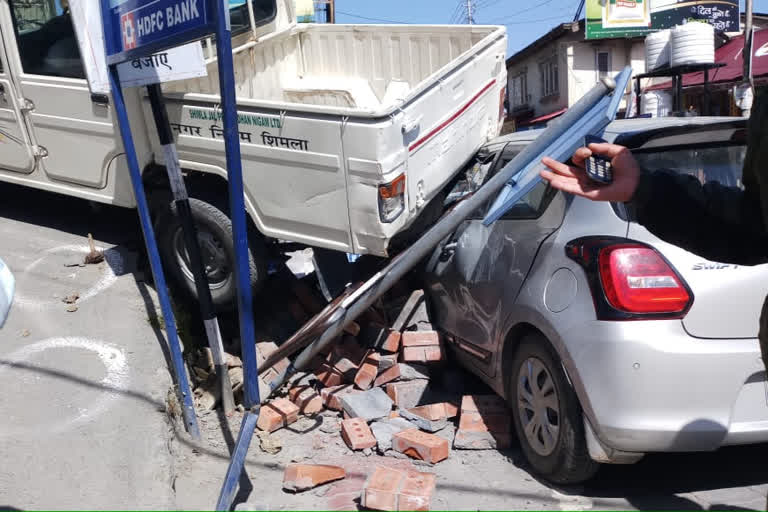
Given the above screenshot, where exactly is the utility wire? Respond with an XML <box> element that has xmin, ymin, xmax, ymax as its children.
<box><xmin>334</xmin><ymin>10</ymin><xmax>409</xmax><ymax>24</ymax></box>
<box><xmin>481</xmin><ymin>0</ymin><xmax>560</xmax><ymax>23</ymax></box>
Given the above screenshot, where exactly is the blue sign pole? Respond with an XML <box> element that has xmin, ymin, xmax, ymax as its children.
<box><xmin>107</xmin><ymin>64</ymin><xmax>200</xmax><ymax>439</ymax></box>
<box><xmin>211</xmin><ymin>1</ymin><xmax>263</xmax><ymax>508</ymax></box>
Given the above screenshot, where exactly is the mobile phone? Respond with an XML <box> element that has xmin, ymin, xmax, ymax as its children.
<box><xmin>584</xmin><ymin>135</ymin><xmax>613</xmax><ymax>185</ymax></box>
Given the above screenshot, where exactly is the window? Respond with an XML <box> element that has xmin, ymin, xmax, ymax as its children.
<box><xmin>634</xmin><ymin>145</ymin><xmax>747</xmax><ymax>189</ymax></box>
<box><xmin>9</xmin><ymin>0</ymin><xmax>85</xmax><ymax>78</ymax></box>
<box><xmin>510</xmin><ymin>72</ymin><xmax>529</xmax><ymax>109</ymax></box>
<box><xmin>540</xmin><ymin>56</ymin><xmax>559</xmax><ymax>98</ymax></box>
<box><xmin>596</xmin><ymin>50</ymin><xmax>611</xmax><ymax>81</ymax></box>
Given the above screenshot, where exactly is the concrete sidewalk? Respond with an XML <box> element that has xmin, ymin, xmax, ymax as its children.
<box><xmin>0</xmin><ymin>185</ymin><xmax>177</xmax><ymax>510</ymax></box>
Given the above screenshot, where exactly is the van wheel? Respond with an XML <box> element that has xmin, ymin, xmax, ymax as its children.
<box><xmin>156</xmin><ymin>198</ymin><xmax>267</xmax><ymax>310</ymax></box>
<box><xmin>507</xmin><ymin>333</ymin><xmax>599</xmax><ymax>484</ymax></box>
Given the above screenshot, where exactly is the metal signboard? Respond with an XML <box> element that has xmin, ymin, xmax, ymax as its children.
<box><xmin>586</xmin><ymin>0</ymin><xmax>739</xmax><ymax>40</ymax></box>
<box><xmin>101</xmin><ymin>0</ymin><xmax>217</xmax><ymax>64</ymax></box>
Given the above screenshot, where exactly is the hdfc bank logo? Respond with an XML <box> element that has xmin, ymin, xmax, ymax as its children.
<box><xmin>121</xmin><ymin>12</ymin><xmax>137</xmax><ymax>50</ymax></box>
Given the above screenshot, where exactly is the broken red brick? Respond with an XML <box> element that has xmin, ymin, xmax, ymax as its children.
<box><xmin>401</xmin><ymin>331</ymin><xmax>444</xmax><ymax>363</ymax></box>
<box><xmin>361</xmin><ymin>466</ymin><xmax>436</xmax><ymax>511</ymax></box>
<box><xmin>401</xmin><ymin>331</ymin><xmax>440</xmax><ymax>347</ymax></box>
<box><xmin>405</xmin><ymin>402</ymin><xmax>457</xmax><ymax>422</ymax></box>
<box><xmin>374</xmin><ymin>364</ymin><xmax>401</xmax><ymax>387</ymax></box>
<box><xmin>392</xmin><ymin>429</ymin><xmax>449</xmax><ymax>463</ymax></box>
<box><xmin>385</xmin><ymin>380</ymin><xmax>430</xmax><ymax>409</ymax></box>
<box><xmin>282</xmin><ymin>464</ymin><xmax>346</xmax><ymax>492</ymax></box>
<box><xmin>257</xmin><ymin>398</ymin><xmax>300</xmax><ymax>433</ymax></box>
<box><xmin>454</xmin><ymin>395</ymin><xmax>512</xmax><ymax>450</ymax></box>
<box><xmin>381</xmin><ymin>330</ymin><xmax>402</xmax><ymax>353</ymax></box>
<box><xmin>315</xmin><ymin>363</ymin><xmax>344</xmax><ymax>387</ymax></box>
<box><xmin>341</xmin><ymin>417</ymin><xmax>377</xmax><ymax>450</ymax></box>
<box><xmin>354</xmin><ymin>351</ymin><xmax>381</xmax><ymax>390</ymax></box>
<box><xmin>320</xmin><ymin>384</ymin><xmax>360</xmax><ymax>410</ymax></box>
<box><xmin>288</xmin><ymin>385</ymin><xmax>324</xmax><ymax>415</ymax></box>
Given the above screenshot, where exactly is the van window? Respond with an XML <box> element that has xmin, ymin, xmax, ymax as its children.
<box><xmin>9</xmin><ymin>0</ymin><xmax>85</xmax><ymax>79</ymax></box>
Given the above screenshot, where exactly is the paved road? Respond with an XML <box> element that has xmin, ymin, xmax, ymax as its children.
<box><xmin>0</xmin><ymin>181</ymin><xmax>767</xmax><ymax>511</ymax></box>
<box><xmin>0</xmin><ymin>182</ymin><xmax>176</xmax><ymax>510</ymax></box>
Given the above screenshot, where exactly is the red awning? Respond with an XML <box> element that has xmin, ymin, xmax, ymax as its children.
<box><xmin>520</xmin><ymin>107</ymin><xmax>568</xmax><ymax>126</ymax></box>
<box><xmin>649</xmin><ymin>29</ymin><xmax>768</xmax><ymax>91</ymax></box>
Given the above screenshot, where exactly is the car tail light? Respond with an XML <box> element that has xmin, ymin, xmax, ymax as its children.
<box><xmin>379</xmin><ymin>174</ymin><xmax>406</xmax><ymax>223</ymax></box>
<box><xmin>566</xmin><ymin>237</ymin><xmax>693</xmax><ymax>320</ymax></box>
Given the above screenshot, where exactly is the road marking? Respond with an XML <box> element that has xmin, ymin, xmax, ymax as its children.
<box><xmin>13</xmin><ymin>244</ymin><xmax>125</xmax><ymax>310</ymax></box>
<box><xmin>0</xmin><ymin>337</ymin><xmax>128</xmax><ymax>436</ymax></box>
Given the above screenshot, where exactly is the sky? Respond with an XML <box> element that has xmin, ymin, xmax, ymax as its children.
<box><xmin>334</xmin><ymin>0</ymin><xmax>768</xmax><ymax>57</ymax></box>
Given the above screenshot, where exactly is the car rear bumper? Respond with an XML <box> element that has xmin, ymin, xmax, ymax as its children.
<box><xmin>567</xmin><ymin>319</ymin><xmax>768</xmax><ymax>453</ymax></box>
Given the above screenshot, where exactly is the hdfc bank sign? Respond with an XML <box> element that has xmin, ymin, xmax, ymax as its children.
<box><xmin>102</xmin><ymin>0</ymin><xmax>215</xmax><ymax>63</ymax></box>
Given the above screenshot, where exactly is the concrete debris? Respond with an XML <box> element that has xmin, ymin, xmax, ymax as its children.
<box><xmin>84</xmin><ymin>234</ymin><xmax>105</xmax><ymax>264</ymax></box>
<box><xmin>62</xmin><ymin>293</ymin><xmax>79</xmax><ymax>304</ymax></box>
<box><xmin>378</xmin><ymin>354</ymin><xmax>399</xmax><ymax>373</ymax></box>
<box><xmin>256</xmin><ymin>430</ymin><xmax>283</xmax><ymax>455</ymax></box>
<box><xmin>370</xmin><ymin>417</ymin><xmax>417</xmax><ymax>453</ymax></box>
<box><xmin>319</xmin><ymin>417</ymin><xmax>341</xmax><ymax>434</ymax></box>
<box><xmin>361</xmin><ymin>466</ymin><xmax>436</xmax><ymax>511</ymax></box>
<box><xmin>65</xmin><ymin>304</ymin><xmax>78</xmax><ymax>313</ymax></box>
<box><xmin>339</xmin><ymin>387</ymin><xmax>393</xmax><ymax>421</ymax></box>
<box><xmin>320</xmin><ymin>384</ymin><xmax>360</xmax><ymax>411</ymax></box>
<box><xmin>399</xmin><ymin>403</ymin><xmax>455</xmax><ymax>433</ymax></box>
<box><xmin>385</xmin><ymin>380</ymin><xmax>431</xmax><ymax>409</ymax></box>
<box><xmin>282</xmin><ymin>464</ymin><xmax>345</xmax><ymax>492</ymax></box>
<box><xmin>225</xmin><ymin>352</ymin><xmax>243</xmax><ymax>368</ymax></box>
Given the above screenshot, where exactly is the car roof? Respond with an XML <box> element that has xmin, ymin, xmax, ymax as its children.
<box><xmin>485</xmin><ymin>116</ymin><xmax>745</xmax><ymax>151</ymax></box>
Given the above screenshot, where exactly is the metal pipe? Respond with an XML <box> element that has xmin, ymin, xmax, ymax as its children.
<box><xmin>265</xmin><ymin>77</ymin><xmax>617</xmax><ymax>392</ymax></box>
<box><xmin>744</xmin><ymin>0</ymin><xmax>754</xmax><ymax>88</ymax></box>
<box><xmin>108</xmin><ymin>66</ymin><xmax>200</xmax><ymax>439</ymax></box>
<box><xmin>147</xmin><ymin>83</ymin><xmax>235</xmax><ymax>415</ymax></box>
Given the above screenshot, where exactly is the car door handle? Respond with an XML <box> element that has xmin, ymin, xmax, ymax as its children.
<box><xmin>91</xmin><ymin>93</ymin><xmax>110</xmax><ymax>106</ymax></box>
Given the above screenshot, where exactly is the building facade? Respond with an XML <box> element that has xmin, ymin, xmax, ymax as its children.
<box><xmin>506</xmin><ymin>20</ymin><xmax>645</xmax><ymax>129</ymax></box>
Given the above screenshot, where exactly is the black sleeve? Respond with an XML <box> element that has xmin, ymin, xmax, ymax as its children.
<box><xmin>632</xmin><ymin>169</ymin><xmax>768</xmax><ymax>266</ymax></box>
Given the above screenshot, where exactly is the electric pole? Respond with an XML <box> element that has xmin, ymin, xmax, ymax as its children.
<box><xmin>327</xmin><ymin>0</ymin><xmax>335</xmax><ymax>24</ymax></box>
<box><xmin>466</xmin><ymin>0</ymin><xmax>473</xmax><ymax>24</ymax></box>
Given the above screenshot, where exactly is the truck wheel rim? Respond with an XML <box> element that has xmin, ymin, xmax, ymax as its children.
<box><xmin>517</xmin><ymin>357</ymin><xmax>560</xmax><ymax>457</ymax></box>
<box><xmin>173</xmin><ymin>229</ymin><xmax>230</xmax><ymax>290</ymax></box>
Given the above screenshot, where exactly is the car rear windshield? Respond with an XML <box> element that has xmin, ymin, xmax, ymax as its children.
<box><xmin>634</xmin><ymin>145</ymin><xmax>747</xmax><ymax>189</ymax></box>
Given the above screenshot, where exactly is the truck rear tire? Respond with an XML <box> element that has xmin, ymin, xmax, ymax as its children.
<box><xmin>156</xmin><ymin>197</ymin><xmax>267</xmax><ymax>311</ymax></box>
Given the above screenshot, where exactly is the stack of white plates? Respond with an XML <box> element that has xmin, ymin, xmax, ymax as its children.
<box><xmin>671</xmin><ymin>22</ymin><xmax>715</xmax><ymax>67</ymax></box>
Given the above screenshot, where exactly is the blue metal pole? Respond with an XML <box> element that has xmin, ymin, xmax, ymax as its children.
<box><xmin>213</xmin><ymin>2</ymin><xmax>261</xmax><ymax>508</ymax></box>
<box><xmin>216</xmin><ymin>412</ymin><xmax>258</xmax><ymax>510</ymax></box>
<box><xmin>213</xmin><ymin>0</ymin><xmax>260</xmax><ymax>411</ymax></box>
<box><xmin>108</xmin><ymin>65</ymin><xmax>200</xmax><ymax>439</ymax></box>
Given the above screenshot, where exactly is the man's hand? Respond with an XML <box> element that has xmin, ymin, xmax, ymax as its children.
<box><xmin>540</xmin><ymin>143</ymin><xmax>641</xmax><ymax>202</ymax></box>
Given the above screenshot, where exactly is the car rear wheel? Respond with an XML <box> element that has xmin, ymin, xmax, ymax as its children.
<box><xmin>508</xmin><ymin>333</ymin><xmax>599</xmax><ymax>484</ymax></box>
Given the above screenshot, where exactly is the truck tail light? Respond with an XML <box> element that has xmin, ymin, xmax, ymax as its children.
<box><xmin>566</xmin><ymin>237</ymin><xmax>693</xmax><ymax>320</ymax></box>
<box><xmin>379</xmin><ymin>174</ymin><xmax>406</xmax><ymax>223</ymax></box>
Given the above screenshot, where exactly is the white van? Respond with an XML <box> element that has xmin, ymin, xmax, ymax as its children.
<box><xmin>0</xmin><ymin>0</ymin><xmax>507</xmax><ymax>306</ymax></box>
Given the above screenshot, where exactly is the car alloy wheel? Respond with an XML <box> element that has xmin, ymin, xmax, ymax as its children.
<box><xmin>517</xmin><ymin>356</ymin><xmax>561</xmax><ymax>457</ymax></box>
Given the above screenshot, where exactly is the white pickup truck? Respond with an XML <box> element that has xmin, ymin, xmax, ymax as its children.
<box><xmin>0</xmin><ymin>0</ymin><xmax>507</xmax><ymax>306</ymax></box>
